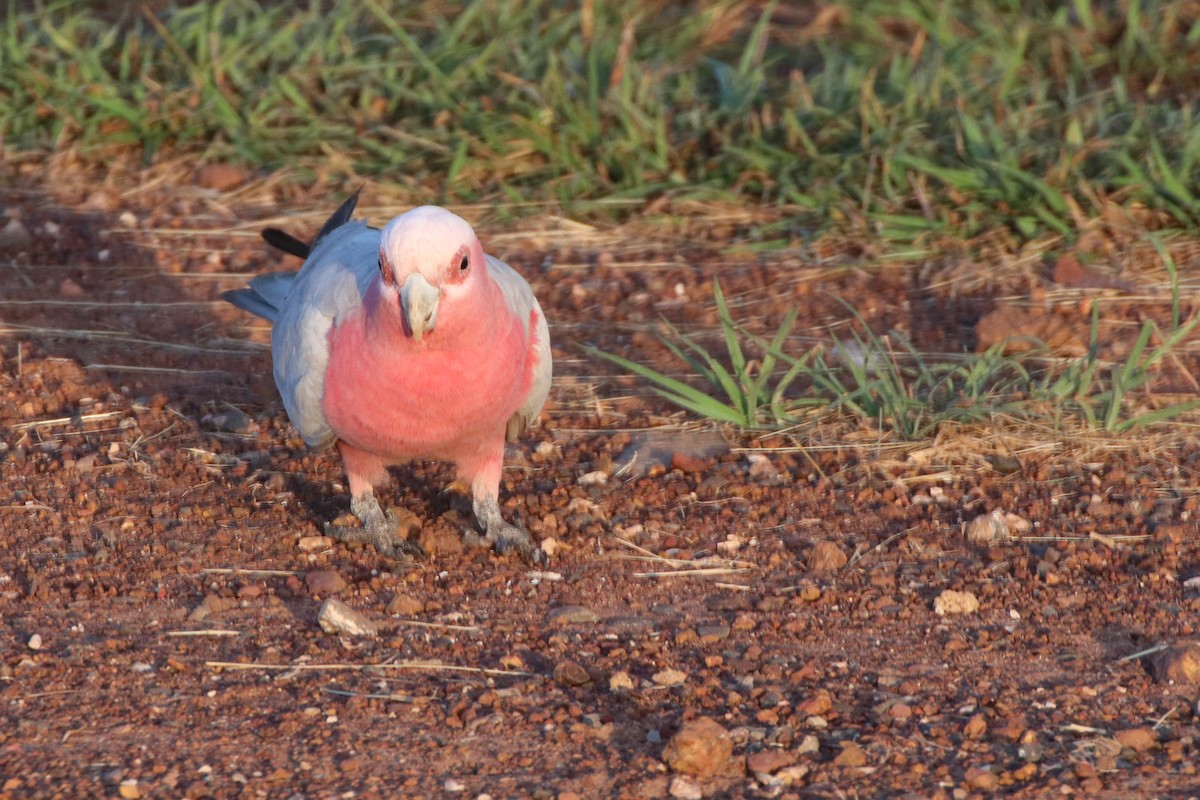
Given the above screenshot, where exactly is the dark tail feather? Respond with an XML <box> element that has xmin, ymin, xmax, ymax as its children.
<box><xmin>260</xmin><ymin>187</ymin><xmax>364</xmax><ymax>260</ymax></box>
<box><xmin>311</xmin><ymin>188</ymin><xmax>362</xmax><ymax>249</ymax></box>
<box><xmin>260</xmin><ymin>227</ymin><xmax>310</xmax><ymax>258</ymax></box>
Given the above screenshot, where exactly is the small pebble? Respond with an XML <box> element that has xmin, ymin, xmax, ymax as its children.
<box><xmin>296</xmin><ymin>536</ymin><xmax>333</xmax><ymax>553</ymax></box>
<box><xmin>316</xmin><ymin>598</ymin><xmax>378</xmax><ymax>637</ymax></box>
<box><xmin>26</xmin><ymin>634</ymin><xmax>42</xmax><ymax>651</ymax></box>
<box><xmin>609</xmin><ymin>671</ymin><xmax>635</xmax><ymax>691</ymax></box>
<box><xmin>964</xmin><ymin>713</ymin><xmax>988</xmax><ymax>739</ymax></box>
<box><xmin>668</xmin><ymin>776</ymin><xmax>702</xmax><ymax>800</ymax></box>
<box><xmin>934</xmin><ymin>589</ymin><xmax>980</xmax><ymax>616</ymax></box>
<box><xmin>747</xmin><ymin>749</ymin><xmax>794</xmax><ymax>777</ymax></box>
<box><xmin>966</xmin><ymin>509</ymin><xmax>1010</xmax><ymax>544</ymax></box>
<box><xmin>796</xmin><ymin>689</ymin><xmax>832</xmax><ymax>716</ymax></box>
<box><xmin>652</xmin><ymin>668</ymin><xmax>687</xmax><ymax>687</ymax></box>
<box><xmin>965</xmin><ymin>766</ymin><xmax>999</xmax><ymax>791</ymax></box>
<box><xmin>0</xmin><ymin>218</ymin><xmax>31</xmax><ymax>251</ymax></box>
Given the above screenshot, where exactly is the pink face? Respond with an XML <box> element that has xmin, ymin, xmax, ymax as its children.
<box><xmin>377</xmin><ymin>206</ymin><xmax>486</xmax><ymax>292</ymax></box>
<box><xmin>376</xmin><ymin>206</ymin><xmax>488</xmax><ymax>339</ymax></box>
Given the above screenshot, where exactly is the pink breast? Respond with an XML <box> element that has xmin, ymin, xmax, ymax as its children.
<box><xmin>321</xmin><ymin>307</ymin><xmax>533</xmax><ymax>463</ymax></box>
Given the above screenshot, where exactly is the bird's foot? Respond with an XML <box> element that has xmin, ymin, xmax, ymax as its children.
<box><xmin>325</xmin><ymin>494</ymin><xmax>424</xmax><ymax>559</ymax></box>
<box><xmin>486</xmin><ymin>520</ymin><xmax>548</xmax><ymax>566</ymax></box>
<box><xmin>473</xmin><ymin>494</ymin><xmax>547</xmax><ymax>566</ymax></box>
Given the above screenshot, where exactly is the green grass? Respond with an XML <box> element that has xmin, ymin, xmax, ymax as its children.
<box><xmin>591</xmin><ymin>270</ymin><xmax>1200</xmax><ymax>439</ymax></box>
<box><xmin>6</xmin><ymin>0</ymin><xmax>1199</xmax><ymax>438</ymax></box>
<box><xmin>3</xmin><ymin>0</ymin><xmax>1200</xmax><ymax>244</ymax></box>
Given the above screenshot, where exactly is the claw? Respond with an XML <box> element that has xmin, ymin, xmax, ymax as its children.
<box><xmin>326</xmin><ymin>495</ymin><xmax>424</xmax><ymax>559</ymax></box>
<box><xmin>472</xmin><ymin>494</ymin><xmax>547</xmax><ymax>566</ymax></box>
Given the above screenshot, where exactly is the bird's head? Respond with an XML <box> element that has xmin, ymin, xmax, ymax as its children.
<box><xmin>377</xmin><ymin>206</ymin><xmax>487</xmax><ymax>341</ymax></box>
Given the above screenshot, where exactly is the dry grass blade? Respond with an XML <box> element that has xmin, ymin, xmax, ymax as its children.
<box><xmin>11</xmin><ymin>412</ymin><xmax>123</xmax><ymax>431</ymax></box>
<box><xmin>206</xmin><ymin>660</ymin><xmax>530</xmax><ymax>677</ymax></box>
<box><xmin>388</xmin><ymin>621</ymin><xmax>482</xmax><ymax>633</ymax></box>
<box><xmin>0</xmin><ymin>503</ymin><xmax>56</xmax><ymax>512</ymax></box>
<box><xmin>847</xmin><ymin>527</ymin><xmax>917</xmax><ymax>568</ymax></box>
<box><xmin>1116</xmin><ymin>644</ymin><xmax>1168</xmax><ymax>663</ymax></box>
<box><xmin>323</xmin><ymin>688</ymin><xmax>428</xmax><ymax>703</ymax></box>
<box><xmin>166</xmin><ymin>630</ymin><xmax>240</xmax><ymax>637</ymax></box>
<box><xmin>612</xmin><ymin>536</ymin><xmax>754</xmax><ymax>570</ymax></box>
<box><xmin>201</xmin><ymin>568</ymin><xmax>301</xmax><ymax>577</ymax></box>
<box><xmin>633</xmin><ymin>567</ymin><xmax>754</xmax><ymax>579</ymax></box>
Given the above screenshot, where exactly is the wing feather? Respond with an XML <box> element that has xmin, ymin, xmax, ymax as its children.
<box><xmin>486</xmin><ymin>254</ymin><xmax>552</xmax><ymax>441</ymax></box>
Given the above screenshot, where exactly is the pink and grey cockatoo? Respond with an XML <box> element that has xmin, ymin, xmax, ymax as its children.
<box><xmin>223</xmin><ymin>192</ymin><xmax>551</xmax><ymax>564</ymax></box>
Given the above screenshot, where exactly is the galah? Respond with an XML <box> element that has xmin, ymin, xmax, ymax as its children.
<box><xmin>223</xmin><ymin>192</ymin><xmax>552</xmax><ymax>564</ymax></box>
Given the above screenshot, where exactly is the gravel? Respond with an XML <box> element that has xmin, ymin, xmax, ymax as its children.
<box><xmin>1</xmin><ymin>185</ymin><xmax>1199</xmax><ymax>797</ymax></box>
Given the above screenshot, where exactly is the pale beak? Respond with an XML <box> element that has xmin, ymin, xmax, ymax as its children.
<box><xmin>400</xmin><ymin>272</ymin><xmax>440</xmax><ymax>340</ymax></box>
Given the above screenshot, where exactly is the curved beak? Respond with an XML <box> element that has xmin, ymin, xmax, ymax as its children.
<box><xmin>400</xmin><ymin>272</ymin><xmax>440</xmax><ymax>340</ymax></box>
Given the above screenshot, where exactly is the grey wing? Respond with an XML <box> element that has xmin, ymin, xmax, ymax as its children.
<box><xmin>487</xmin><ymin>254</ymin><xmax>552</xmax><ymax>442</ymax></box>
<box><xmin>271</xmin><ymin>221</ymin><xmax>382</xmax><ymax>450</ymax></box>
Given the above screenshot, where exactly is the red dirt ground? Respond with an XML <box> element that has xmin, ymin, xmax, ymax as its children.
<box><xmin>2</xmin><ymin>178</ymin><xmax>1200</xmax><ymax>799</ymax></box>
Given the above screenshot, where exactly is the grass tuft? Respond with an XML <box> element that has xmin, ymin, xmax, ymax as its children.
<box><xmin>596</xmin><ymin>264</ymin><xmax>1200</xmax><ymax>439</ymax></box>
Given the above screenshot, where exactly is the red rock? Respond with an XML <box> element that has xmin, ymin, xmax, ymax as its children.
<box><xmin>305</xmin><ymin>569</ymin><xmax>347</xmax><ymax>595</ymax></box>
<box><xmin>746</xmin><ymin>749</ymin><xmax>794</xmax><ymax>775</ymax></box>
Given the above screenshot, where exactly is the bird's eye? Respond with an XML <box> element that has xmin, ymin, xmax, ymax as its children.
<box><xmin>459</xmin><ymin>255</ymin><xmax>469</xmax><ymax>271</ymax></box>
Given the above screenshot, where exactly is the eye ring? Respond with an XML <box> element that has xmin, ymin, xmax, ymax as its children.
<box><xmin>459</xmin><ymin>255</ymin><xmax>469</xmax><ymax>271</ymax></box>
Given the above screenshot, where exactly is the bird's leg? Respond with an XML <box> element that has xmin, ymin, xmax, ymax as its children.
<box><xmin>472</xmin><ymin>493</ymin><xmax>546</xmax><ymax>566</ymax></box>
<box><xmin>325</xmin><ymin>444</ymin><xmax>423</xmax><ymax>558</ymax></box>
<box><xmin>461</xmin><ymin>447</ymin><xmax>546</xmax><ymax>565</ymax></box>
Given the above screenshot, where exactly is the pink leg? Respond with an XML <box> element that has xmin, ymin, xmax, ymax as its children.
<box><xmin>458</xmin><ymin>443</ymin><xmax>544</xmax><ymax>565</ymax></box>
<box><xmin>339</xmin><ymin>442</ymin><xmax>390</xmax><ymax>498</ymax></box>
<box><xmin>323</xmin><ymin>443</ymin><xmax>421</xmax><ymax>557</ymax></box>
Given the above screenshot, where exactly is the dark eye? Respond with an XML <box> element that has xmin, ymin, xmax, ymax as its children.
<box><xmin>459</xmin><ymin>255</ymin><xmax>469</xmax><ymax>271</ymax></box>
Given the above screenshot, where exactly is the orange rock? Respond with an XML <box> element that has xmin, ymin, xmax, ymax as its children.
<box><xmin>1115</xmin><ymin>727</ymin><xmax>1158</xmax><ymax>753</ymax></box>
<box><xmin>662</xmin><ymin>717</ymin><xmax>733</xmax><ymax>777</ymax></box>
<box><xmin>1150</xmin><ymin>643</ymin><xmax>1200</xmax><ymax>684</ymax></box>
<box><xmin>808</xmin><ymin>540</ymin><xmax>847</xmax><ymax>572</ymax></box>
<box><xmin>797</xmin><ymin>689</ymin><xmax>833</xmax><ymax>716</ymax></box>
<box><xmin>832</xmin><ymin>741</ymin><xmax>866</xmax><ymax>767</ymax></box>
<box><xmin>195</xmin><ymin>162</ymin><xmax>247</xmax><ymax>192</ymax></box>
